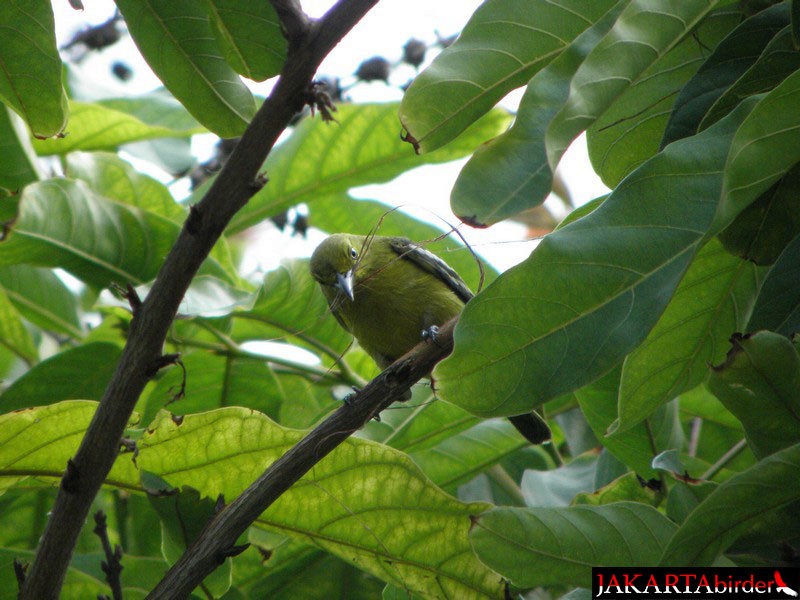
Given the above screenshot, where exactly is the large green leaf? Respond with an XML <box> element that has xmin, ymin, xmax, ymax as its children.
<box><xmin>718</xmin><ymin>163</ymin><xmax>800</xmax><ymax>265</ymax></box>
<box><xmin>0</xmin><ymin>265</ymin><xmax>82</xmax><ymax>338</ymax></box>
<box><xmin>575</xmin><ymin>368</ymin><xmax>683</xmax><ymax>478</ymax></box>
<box><xmin>0</xmin><ymin>401</ymin><xmax>139</xmax><ymax>494</ymax></box>
<box><xmin>0</xmin><ymin>287</ymin><xmax>37</xmax><ymax>365</ymax></box>
<box><xmin>228</xmin><ymin>103</ymin><xmax>511</xmax><ymax>233</ymax></box>
<box><xmin>0</xmin><ymin>0</ymin><xmax>67</xmax><ymax>138</ymax></box>
<box><xmin>0</xmin><ymin>343</ymin><xmax>122</xmax><ymax>414</ymax></box>
<box><xmin>137</xmin><ymin>409</ymin><xmax>504</xmax><ymax>599</ymax></box>
<box><xmin>205</xmin><ymin>0</ymin><xmax>286</xmax><ymax>81</ymax></box>
<box><xmin>707</xmin><ymin>331</ymin><xmax>800</xmax><ymax>459</ymax></box>
<box><xmin>33</xmin><ymin>100</ymin><xmax>203</xmax><ymax>155</ymax></box>
<box><xmin>140</xmin><ymin>350</ymin><xmax>288</xmax><ymax>426</ymax></box>
<box><xmin>716</xmin><ymin>67</ymin><xmax>800</xmax><ymax>234</ymax></box>
<box><xmin>434</xmin><ymin>101</ymin><xmax>754</xmax><ymax>418</ymax></box>
<box><xmin>398</xmin><ymin>0</ymin><xmax>619</xmax><ymax>153</ymax></box>
<box><xmin>409</xmin><ymin>419</ymin><xmax>527</xmax><ymax>489</ymax></box>
<box><xmin>660</xmin><ymin>443</ymin><xmax>800</xmax><ymax>566</ymax></box>
<box><xmin>617</xmin><ymin>240</ymin><xmax>759</xmax><ymax>431</ymax></box>
<box><xmin>547</xmin><ymin>0</ymin><xmax>723</xmax><ymax>168</ymax></box>
<box><xmin>747</xmin><ymin>231</ymin><xmax>800</xmax><ymax>334</ymax></box>
<box><xmin>661</xmin><ymin>3</ymin><xmax>789</xmax><ymax>146</ymax></box>
<box><xmin>0</xmin><ymin>401</ymin><xmax>505</xmax><ymax>598</ymax></box>
<box><xmin>115</xmin><ymin>0</ymin><xmax>256</xmax><ymax>137</ymax></box>
<box><xmin>0</xmin><ymin>179</ymin><xmax>232</xmax><ymax>288</ymax></box>
<box><xmin>450</xmin><ymin>2</ymin><xmax>624</xmax><ymax>227</ymax></box>
<box><xmin>471</xmin><ymin>503</ymin><xmax>677</xmax><ymax>588</ymax></box>
<box><xmin>64</xmin><ymin>152</ymin><xmax>239</xmax><ymax>282</ymax></box>
<box><xmin>701</xmin><ymin>24</ymin><xmax>800</xmax><ymax>130</ymax></box>
<box><xmin>0</xmin><ymin>107</ymin><xmax>41</xmax><ymax>192</ymax></box>
<box><xmin>65</xmin><ymin>152</ymin><xmax>185</xmax><ymax>221</ymax></box>
<box><xmin>588</xmin><ymin>6</ymin><xmax>741</xmax><ymax>188</ymax></box>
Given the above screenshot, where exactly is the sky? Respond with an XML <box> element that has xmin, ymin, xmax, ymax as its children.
<box><xmin>53</xmin><ymin>0</ymin><xmax>609</xmax><ymax>272</ymax></box>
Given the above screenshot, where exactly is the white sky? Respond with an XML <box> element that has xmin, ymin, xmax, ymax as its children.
<box><xmin>53</xmin><ymin>0</ymin><xmax>609</xmax><ymax>272</ymax></box>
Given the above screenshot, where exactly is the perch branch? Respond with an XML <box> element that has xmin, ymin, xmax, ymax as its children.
<box><xmin>18</xmin><ymin>0</ymin><xmax>379</xmax><ymax>597</ymax></box>
<box><xmin>146</xmin><ymin>318</ymin><xmax>458</xmax><ymax>598</ymax></box>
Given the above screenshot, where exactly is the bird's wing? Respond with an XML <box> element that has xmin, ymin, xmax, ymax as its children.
<box><xmin>389</xmin><ymin>238</ymin><xmax>474</xmax><ymax>303</ymax></box>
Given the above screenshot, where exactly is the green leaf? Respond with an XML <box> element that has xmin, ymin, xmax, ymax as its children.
<box><xmin>0</xmin><ymin>401</ymin><xmax>139</xmax><ymax>495</ymax></box>
<box><xmin>114</xmin><ymin>0</ymin><xmax>256</xmax><ymax>137</ymax></box>
<box><xmin>450</xmin><ymin>2</ymin><xmax>624</xmax><ymax>227</ymax></box>
<box><xmin>32</xmin><ymin>100</ymin><xmax>203</xmax><ymax>155</ymax></box>
<box><xmin>409</xmin><ymin>419</ymin><xmax>527</xmax><ymax>489</ymax></box>
<box><xmin>718</xmin><ymin>162</ymin><xmax>800</xmax><ymax>265</ymax></box>
<box><xmin>471</xmin><ymin>503</ymin><xmax>677</xmax><ymax>588</ymax></box>
<box><xmin>707</xmin><ymin>332</ymin><xmax>800</xmax><ymax>459</ymax></box>
<box><xmin>0</xmin><ymin>547</ymin><xmax>110</xmax><ymax>599</ymax></box>
<box><xmin>701</xmin><ymin>25</ymin><xmax>800</xmax><ymax>131</ymax></box>
<box><xmin>747</xmin><ymin>231</ymin><xmax>800</xmax><ymax>334</ymax></box>
<box><xmin>520</xmin><ymin>453</ymin><xmax>597</xmax><ymax>507</ymax></box>
<box><xmin>0</xmin><ymin>179</ymin><xmax>231</xmax><ymax>288</ymax></box>
<box><xmin>65</xmin><ymin>152</ymin><xmax>185</xmax><ymax>221</ymax></box>
<box><xmin>665</xmin><ymin>480</ymin><xmax>717</xmax><ymax>524</ymax></box>
<box><xmin>588</xmin><ymin>7</ymin><xmax>741</xmax><ymax>188</ymax></box>
<box><xmin>64</xmin><ymin>152</ymin><xmax>239</xmax><ymax>282</ymax></box>
<box><xmin>660</xmin><ymin>443</ymin><xmax>800</xmax><ymax>565</ymax></box>
<box><xmin>716</xmin><ymin>67</ymin><xmax>800</xmax><ymax>234</ymax></box>
<box><xmin>434</xmin><ymin>101</ymin><xmax>754</xmax><ymax>418</ymax></box>
<box><xmin>0</xmin><ymin>107</ymin><xmax>42</xmax><ymax>192</ymax></box>
<box><xmin>137</xmin><ymin>408</ymin><xmax>504</xmax><ymax>599</ymax></box>
<box><xmin>661</xmin><ymin>3</ymin><xmax>789</xmax><ymax>146</ymax></box>
<box><xmin>576</xmin><ymin>368</ymin><xmax>682</xmax><ymax>478</ymax></box>
<box><xmin>0</xmin><ymin>287</ymin><xmax>37</xmax><ymax>365</ymax></box>
<box><xmin>228</xmin><ymin>103</ymin><xmax>511</xmax><ymax>233</ymax></box>
<box><xmin>0</xmin><ymin>343</ymin><xmax>122</xmax><ymax>414</ymax></box>
<box><xmin>141</xmin><ymin>350</ymin><xmax>286</xmax><ymax>426</ymax></box>
<box><xmin>547</xmin><ymin>0</ymin><xmax>723</xmax><ymax>167</ymax></box>
<box><xmin>367</xmin><ymin>391</ymin><xmax>480</xmax><ymax>454</ymax></box>
<box><xmin>205</xmin><ymin>0</ymin><xmax>286</xmax><ymax>81</ymax></box>
<box><xmin>0</xmin><ymin>0</ymin><xmax>67</xmax><ymax>138</ymax></box>
<box><xmin>0</xmin><ymin>266</ymin><xmax>83</xmax><ymax>338</ymax></box>
<box><xmin>617</xmin><ymin>240</ymin><xmax>759</xmax><ymax>431</ymax></box>
<box><xmin>398</xmin><ymin>0</ymin><xmax>619</xmax><ymax>153</ymax></box>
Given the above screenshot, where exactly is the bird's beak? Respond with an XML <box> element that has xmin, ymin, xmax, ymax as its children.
<box><xmin>336</xmin><ymin>270</ymin><xmax>355</xmax><ymax>302</ymax></box>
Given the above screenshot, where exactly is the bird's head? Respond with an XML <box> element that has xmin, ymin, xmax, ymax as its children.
<box><xmin>310</xmin><ymin>234</ymin><xmax>364</xmax><ymax>301</ymax></box>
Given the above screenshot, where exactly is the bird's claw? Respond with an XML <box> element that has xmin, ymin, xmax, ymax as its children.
<box><xmin>421</xmin><ymin>325</ymin><xmax>439</xmax><ymax>343</ymax></box>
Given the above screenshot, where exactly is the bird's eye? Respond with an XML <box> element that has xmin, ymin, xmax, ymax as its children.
<box><xmin>349</xmin><ymin>247</ymin><xmax>358</xmax><ymax>259</ymax></box>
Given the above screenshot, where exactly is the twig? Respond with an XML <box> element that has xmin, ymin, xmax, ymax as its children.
<box><xmin>701</xmin><ymin>438</ymin><xmax>749</xmax><ymax>481</ymax></box>
<box><xmin>145</xmin><ymin>318</ymin><xmax>459</xmax><ymax>598</ymax></box>
<box><xmin>93</xmin><ymin>511</ymin><xmax>124</xmax><ymax>600</ymax></box>
<box><xmin>18</xmin><ymin>0</ymin><xmax>380</xmax><ymax>597</ymax></box>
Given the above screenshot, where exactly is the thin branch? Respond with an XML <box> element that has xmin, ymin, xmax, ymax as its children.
<box><xmin>701</xmin><ymin>438</ymin><xmax>749</xmax><ymax>481</ymax></box>
<box><xmin>146</xmin><ymin>318</ymin><xmax>459</xmax><ymax>598</ymax></box>
<box><xmin>18</xmin><ymin>0</ymin><xmax>379</xmax><ymax>597</ymax></box>
<box><xmin>93</xmin><ymin>511</ymin><xmax>123</xmax><ymax>600</ymax></box>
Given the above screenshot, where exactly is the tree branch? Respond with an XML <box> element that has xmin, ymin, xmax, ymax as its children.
<box><xmin>146</xmin><ymin>318</ymin><xmax>458</xmax><ymax>598</ymax></box>
<box><xmin>18</xmin><ymin>1</ymin><xmax>379</xmax><ymax>597</ymax></box>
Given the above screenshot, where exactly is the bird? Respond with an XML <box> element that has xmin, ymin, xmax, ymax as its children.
<box><xmin>309</xmin><ymin>232</ymin><xmax>551</xmax><ymax>444</ymax></box>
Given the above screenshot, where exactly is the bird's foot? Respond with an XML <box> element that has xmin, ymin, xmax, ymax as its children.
<box><xmin>421</xmin><ymin>325</ymin><xmax>439</xmax><ymax>344</ymax></box>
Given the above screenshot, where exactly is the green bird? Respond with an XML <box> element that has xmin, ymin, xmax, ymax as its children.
<box><xmin>310</xmin><ymin>233</ymin><xmax>551</xmax><ymax>444</ymax></box>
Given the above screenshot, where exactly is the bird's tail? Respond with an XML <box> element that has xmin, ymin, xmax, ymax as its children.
<box><xmin>508</xmin><ymin>411</ymin><xmax>551</xmax><ymax>445</ymax></box>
